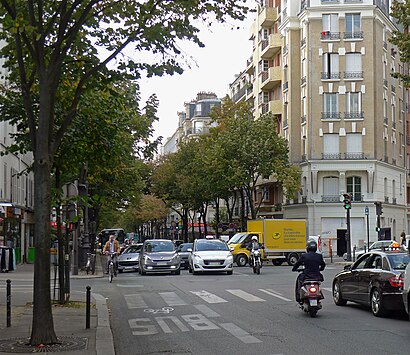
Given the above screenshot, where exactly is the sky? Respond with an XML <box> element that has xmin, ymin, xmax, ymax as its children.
<box><xmin>139</xmin><ymin>7</ymin><xmax>256</xmax><ymax>143</ymax></box>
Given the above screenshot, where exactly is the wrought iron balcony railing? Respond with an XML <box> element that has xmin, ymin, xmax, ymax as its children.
<box><xmin>344</xmin><ymin>111</ymin><xmax>364</xmax><ymax>119</ymax></box>
<box><xmin>321</xmin><ymin>31</ymin><xmax>340</xmax><ymax>40</ymax></box>
<box><xmin>344</xmin><ymin>71</ymin><xmax>363</xmax><ymax>79</ymax></box>
<box><xmin>321</xmin><ymin>72</ymin><xmax>340</xmax><ymax>80</ymax></box>
<box><xmin>321</xmin><ymin>112</ymin><xmax>341</xmax><ymax>119</ymax></box>
<box><xmin>343</xmin><ymin>31</ymin><xmax>363</xmax><ymax>40</ymax></box>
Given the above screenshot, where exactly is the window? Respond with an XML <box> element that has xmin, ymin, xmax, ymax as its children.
<box><xmin>346</xmin><ymin>133</ymin><xmax>363</xmax><ymax>158</ymax></box>
<box><xmin>258</xmin><ymin>60</ymin><xmax>269</xmax><ymax>73</ymax></box>
<box><xmin>345</xmin><ymin>14</ymin><xmax>361</xmax><ymax>38</ymax></box>
<box><xmin>347</xmin><ymin>176</ymin><xmax>362</xmax><ymax>202</ymax></box>
<box><xmin>322</xmin><ymin>14</ymin><xmax>339</xmax><ymax>33</ymax></box>
<box><xmin>322</xmin><ymin>53</ymin><xmax>339</xmax><ymax>79</ymax></box>
<box><xmin>345</xmin><ymin>53</ymin><xmax>362</xmax><ymax>79</ymax></box>
<box><xmin>323</xmin><ymin>93</ymin><xmax>339</xmax><ymax>118</ymax></box>
<box><xmin>195</xmin><ymin>103</ymin><xmax>202</xmax><ymax>116</ymax></box>
<box><xmin>353</xmin><ymin>254</ymin><xmax>371</xmax><ymax>269</ymax></box>
<box><xmin>345</xmin><ymin>92</ymin><xmax>362</xmax><ymax>118</ymax></box>
<box><xmin>323</xmin><ymin>134</ymin><xmax>340</xmax><ymax>158</ymax></box>
<box><xmin>323</xmin><ymin>177</ymin><xmax>339</xmax><ymax>199</ymax></box>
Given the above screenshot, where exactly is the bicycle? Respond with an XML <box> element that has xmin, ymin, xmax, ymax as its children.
<box><xmin>107</xmin><ymin>252</ymin><xmax>117</xmax><ymax>283</ymax></box>
<box><xmin>85</xmin><ymin>253</ymin><xmax>96</xmax><ymax>275</ymax></box>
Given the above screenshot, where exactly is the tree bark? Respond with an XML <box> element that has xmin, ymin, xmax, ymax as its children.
<box><xmin>30</xmin><ymin>158</ymin><xmax>58</xmax><ymax>345</ymax></box>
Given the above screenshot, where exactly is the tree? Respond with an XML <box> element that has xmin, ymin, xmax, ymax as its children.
<box><xmin>0</xmin><ymin>0</ymin><xmax>251</xmax><ymax>345</ymax></box>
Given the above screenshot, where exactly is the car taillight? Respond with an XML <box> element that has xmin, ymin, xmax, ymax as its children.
<box><xmin>309</xmin><ymin>286</ymin><xmax>317</xmax><ymax>293</ymax></box>
<box><xmin>389</xmin><ymin>275</ymin><xmax>404</xmax><ymax>288</ymax></box>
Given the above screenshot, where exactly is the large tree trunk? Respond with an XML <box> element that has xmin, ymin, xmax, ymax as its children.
<box><xmin>30</xmin><ymin>158</ymin><xmax>58</xmax><ymax>345</ymax></box>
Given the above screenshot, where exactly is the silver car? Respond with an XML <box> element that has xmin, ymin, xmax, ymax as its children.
<box><xmin>117</xmin><ymin>243</ymin><xmax>142</xmax><ymax>273</ymax></box>
<box><xmin>188</xmin><ymin>239</ymin><xmax>233</xmax><ymax>275</ymax></box>
<box><xmin>139</xmin><ymin>239</ymin><xmax>181</xmax><ymax>275</ymax></box>
<box><xmin>176</xmin><ymin>243</ymin><xmax>193</xmax><ymax>269</ymax></box>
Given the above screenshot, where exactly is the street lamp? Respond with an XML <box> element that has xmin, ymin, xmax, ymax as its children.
<box><xmin>364</xmin><ymin>206</ymin><xmax>369</xmax><ymax>252</ymax></box>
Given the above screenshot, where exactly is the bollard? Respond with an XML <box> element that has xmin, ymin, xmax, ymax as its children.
<box><xmin>330</xmin><ymin>245</ymin><xmax>333</xmax><ymax>264</ymax></box>
<box><xmin>6</xmin><ymin>279</ymin><xmax>11</xmax><ymax>327</ymax></box>
<box><xmin>86</xmin><ymin>286</ymin><xmax>91</xmax><ymax>329</ymax></box>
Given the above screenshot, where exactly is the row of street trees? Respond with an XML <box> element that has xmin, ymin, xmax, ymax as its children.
<box><xmin>150</xmin><ymin>98</ymin><xmax>301</xmax><ymax>241</ymax></box>
<box><xmin>0</xmin><ymin>0</ymin><xmax>252</xmax><ymax>346</ymax></box>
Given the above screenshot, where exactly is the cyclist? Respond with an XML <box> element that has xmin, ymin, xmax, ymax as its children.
<box><xmin>103</xmin><ymin>234</ymin><xmax>121</xmax><ymax>274</ymax></box>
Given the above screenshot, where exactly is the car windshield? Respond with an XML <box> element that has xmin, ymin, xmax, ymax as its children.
<box><xmin>227</xmin><ymin>233</ymin><xmax>247</xmax><ymax>244</ymax></box>
<box><xmin>144</xmin><ymin>241</ymin><xmax>174</xmax><ymax>252</ymax></box>
<box><xmin>195</xmin><ymin>240</ymin><xmax>229</xmax><ymax>252</ymax></box>
<box><xmin>123</xmin><ymin>245</ymin><xmax>142</xmax><ymax>254</ymax></box>
<box><xmin>176</xmin><ymin>243</ymin><xmax>193</xmax><ymax>252</ymax></box>
<box><xmin>386</xmin><ymin>254</ymin><xmax>410</xmax><ymax>270</ymax></box>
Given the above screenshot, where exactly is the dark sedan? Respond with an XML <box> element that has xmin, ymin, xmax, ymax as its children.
<box><xmin>175</xmin><ymin>243</ymin><xmax>193</xmax><ymax>269</ymax></box>
<box><xmin>332</xmin><ymin>249</ymin><xmax>410</xmax><ymax>317</ymax></box>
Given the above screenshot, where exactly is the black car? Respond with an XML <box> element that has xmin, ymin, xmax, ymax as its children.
<box><xmin>332</xmin><ymin>249</ymin><xmax>410</xmax><ymax>317</ymax></box>
<box><xmin>175</xmin><ymin>243</ymin><xmax>193</xmax><ymax>269</ymax></box>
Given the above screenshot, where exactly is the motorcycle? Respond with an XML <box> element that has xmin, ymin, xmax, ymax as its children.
<box><xmin>296</xmin><ymin>270</ymin><xmax>324</xmax><ymax>317</ymax></box>
<box><xmin>250</xmin><ymin>249</ymin><xmax>262</xmax><ymax>274</ymax></box>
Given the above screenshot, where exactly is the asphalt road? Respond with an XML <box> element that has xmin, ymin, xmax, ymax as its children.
<box><xmin>7</xmin><ymin>263</ymin><xmax>410</xmax><ymax>355</ymax></box>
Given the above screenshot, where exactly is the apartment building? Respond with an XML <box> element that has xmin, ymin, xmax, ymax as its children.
<box><xmin>231</xmin><ymin>0</ymin><xmax>407</xmax><ymax>255</ymax></box>
<box><xmin>0</xmin><ymin>39</ymin><xmax>35</xmax><ymax>264</ymax></box>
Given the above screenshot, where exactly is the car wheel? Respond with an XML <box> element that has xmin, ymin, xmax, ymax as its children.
<box><xmin>118</xmin><ymin>269</ymin><xmax>123</xmax><ymax>273</ymax></box>
<box><xmin>236</xmin><ymin>254</ymin><xmax>248</xmax><ymax>267</ymax></box>
<box><xmin>287</xmin><ymin>253</ymin><xmax>299</xmax><ymax>266</ymax></box>
<box><xmin>333</xmin><ymin>281</ymin><xmax>347</xmax><ymax>306</ymax></box>
<box><xmin>173</xmin><ymin>269</ymin><xmax>181</xmax><ymax>275</ymax></box>
<box><xmin>188</xmin><ymin>265</ymin><xmax>192</xmax><ymax>273</ymax></box>
<box><xmin>273</xmin><ymin>260</ymin><xmax>283</xmax><ymax>266</ymax></box>
<box><xmin>371</xmin><ymin>288</ymin><xmax>386</xmax><ymax>317</ymax></box>
<box><xmin>227</xmin><ymin>270</ymin><xmax>233</xmax><ymax>275</ymax></box>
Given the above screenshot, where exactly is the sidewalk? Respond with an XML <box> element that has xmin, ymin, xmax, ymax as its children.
<box><xmin>0</xmin><ymin>254</ymin><xmax>114</xmax><ymax>354</ymax></box>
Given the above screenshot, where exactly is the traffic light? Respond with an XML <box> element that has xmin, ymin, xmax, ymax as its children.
<box><xmin>374</xmin><ymin>201</ymin><xmax>383</xmax><ymax>216</ymax></box>
<box><xmin>343</xmin><ymin>193</ymin><xmax>352</xmax><ymax>210</ymax></box>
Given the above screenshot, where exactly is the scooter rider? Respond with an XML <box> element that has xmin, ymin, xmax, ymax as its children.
<box><xmin>292</xmin><ymin>240</ymin><xmax>325</xmax><ymax>303</ymax></box>
<box><xmin>246</xmin><ymin>235</ymin><xmax>260</xmax><ymax>266</ymax></box>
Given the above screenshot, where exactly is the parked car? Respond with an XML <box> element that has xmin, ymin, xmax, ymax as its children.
<box><xmin>343</xmin><ymin>240</ymin><xmax>395</xmax><ymax>261</ymax></box>
<box><xmin>138</xmin><ymin>239</ymin><xmax>181</xmax><ymax>275</ymax></box>
<box><xmin>117</xmin><ymin>243</ymin><xmax>143</xmax><ymax>273</ymax></box>
<box><xmin>403</xmin><ymin>261</ymin><xmax>410</xmax><ymax>320</ymax></box>
<box><xmin>188</xmin><ymin>238</ymin><xmax>233</xmax><ymax>275</ymax></box>
<box><xmin>175</xmin><ymin>243</ymin><xmax>193</xmax><ymax>269</ymax></box>
<box><xmin>333</xmin><ymin>247</ymin><xmax>410</xmax><ymax>317</ymax></box>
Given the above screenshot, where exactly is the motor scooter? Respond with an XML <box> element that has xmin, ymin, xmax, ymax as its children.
<box><xmin>250</xmin><ymin>249</ymin><xmax>262</xmax><ymax>274</ymax></box>
<box><xmin>296</xmin><ymin>269</ymin><xmax>324</xmax><ymax>317</ymax></box>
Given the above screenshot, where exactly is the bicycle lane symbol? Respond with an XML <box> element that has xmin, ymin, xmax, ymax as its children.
<box><xmin>143</xmin><ymin>307</ymin><xmax>174</xmax><ymax>315</ymax></box>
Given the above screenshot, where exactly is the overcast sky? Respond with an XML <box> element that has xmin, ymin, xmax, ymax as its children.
<box><xmin>139</xmin><ymin>7</ymin><xmax>256</xmax><ymax>143</ymax></box>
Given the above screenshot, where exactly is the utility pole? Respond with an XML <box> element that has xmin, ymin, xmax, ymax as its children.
<box><xmin>374</xmin><ymin>202</ymin><xmax>383</xmax><ymax>240</ymax></box>
<box><xmin>343</xmin><ymin>193</ymin><xmax>352</xmax><ymax>261</ymax></box>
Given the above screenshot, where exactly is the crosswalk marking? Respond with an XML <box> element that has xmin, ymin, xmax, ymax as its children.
<box><xmin>219</xmin><ymin>323</ymin><xmax>262</xmax><ymax>344</ymax></box>
<box><xmin>125</xmin><ymin>294</ymin><xmax>148</xmax><ymax>309</ymax></box>
<box><xmin>259</xmin><ymin>289</ymin><xmax>292</xmax><ymax>302</ymax></box>
<box><xmin>226</xmin><ymin>289</ymin><xmax>265</xmax><ymax>302</ymax></box>
<box><xmin>159</xmin><ymin>292</ymin><xmax>188</xmax><ymax>306</ymax></box>
<box><xmin>190</xmin><ymin>290</ymin><xmax>227</xmax><ymax>304</ymax></box>
<box><xmin>194</xmin><ymin>304</ymin><xmax>221</xmax><ymax>318</ymax></box>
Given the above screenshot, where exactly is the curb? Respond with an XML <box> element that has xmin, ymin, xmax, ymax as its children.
<box><xmin>93</xmin><ymin>293</ymin><xmax>115</xmax><ymax>355</ymax></box>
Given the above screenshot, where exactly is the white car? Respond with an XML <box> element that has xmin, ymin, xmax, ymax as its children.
<box><xmin>403</xmin><ymin>262</ymin><xmax>410</xmax><ymax>320</ymax></box>
<box><xmin>343</xmin><ymin>240</ymin><xmax>395</xmax><ymax>261</ymax></box>
<box><xmin>188</xmin><ymin>239</ymin><xmax>233</xmax><ymax>275</ymax></box>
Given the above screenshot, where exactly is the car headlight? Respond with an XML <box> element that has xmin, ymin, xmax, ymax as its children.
<box><xmin>171</xmin><ymin>254</ymin><xmax>180</xmax><ymax>262</ymax></box>
<box><xmin>144</xmin><ymin>255</ymin><xmax>152</xmax><ymax>262</ymax></box>
<box><xmin>193</xmin><ymin>253</ymin><xmax>202</xmax><ymax>260</ymax></box>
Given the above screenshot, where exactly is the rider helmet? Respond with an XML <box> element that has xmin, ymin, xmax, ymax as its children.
<box><xmin>306</xmin><ymin>240</ymin><xmax>317</xmax><ymax>253</ymax></box>
<box><xmin>251</xmin><ymin>236</ymin><xmax>258</xmax><ymax>242</ymax></box>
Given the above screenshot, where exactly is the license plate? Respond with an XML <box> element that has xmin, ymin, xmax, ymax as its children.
<box><xmin>209</xmin><ymin>262</ymin><xmax>220</xmax><ymax>265</ymax></box>
<box><xmin>156</xmin><ymin>262</ymin><xmax>168</xmax><ymax>266</ymax></box>
<box><xmin>309</xmin><ymin>299</ymin><xmax>318</xmax><ymax>306</ymax></box>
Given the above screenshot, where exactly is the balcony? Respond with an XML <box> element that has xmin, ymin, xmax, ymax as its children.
<box><xmin>322</xmin><ymin>153</ymin><xmax>342</xmax><ymax>160</ymax></box>
<box><xmin>269</xmin><ymin>99</ymin><xmax>282</xmax><ymax>115</ymax></box>
<box><xmin>321</xmin><ymin>31</ymin><xmax>340</xmax><ymax>41</ymax></box>
<box><xmin>261</xmin><ymin>33</ymin><xmax>281</xmax><ymax>59</ymax></box>
<box><xmin>344</xmin><ymin>152</ymin><xmax>365</xmax><ymax>159</ymax></box>
<box><xmin>258</xmin><ymin>6</ymin><xmax>278</xmax><ymax>28</ymax></box>
<box><xmin>343</xmin><ymin>31</ymin><xmax>363</xmax><ymax>40</ymax></box>
<box><xmin>321</xmin><ymin>112</ymin><xmax>341</xmax><ymax>120</ymax></box>
<box><xmin>344</xmin><ymin>71</ymin><xmax>363</xmax><ymax>80</ymax></box>
<box><xmin>344</xmin><ymin>111</ymin><xmax>364</xmax><ymax>119</ymax></box>
<box><xmin>246</xmin><ymin>55</ymin><xmax>254</xmax><ymax>75</ymax></box>
<box><xmin>321</xmin><ymin>72</ymin><xmax>340</xmax><ymax>80</ymax></box>
<box><xmin>232</xmin><ymin>86</ymin><xmax>246</xmax><ymax>102</ymax></box>
<box><xmin>246</xmin><ymin>84</ymin><xmax>253</xmax><ymax>96</ymax></box>
<box><xmin>260</xmin><ymin>66</ymin><xmax>281</xmax><ymax>90</ymax></box>
<box><xmin>261</xmin><ymin>103</ymin><xmax>269</xmax><ymax>114</ymax></box>
<box><xmin>321</xmin><ymin>195</ymin><xmax>340</xmax><ymax>203</ymax></box>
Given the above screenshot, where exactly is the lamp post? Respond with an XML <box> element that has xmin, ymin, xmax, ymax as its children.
<box><xmin>364</xmin><ymin>206</ymin><xmax>369</xmax><ymax>252</ymax></box>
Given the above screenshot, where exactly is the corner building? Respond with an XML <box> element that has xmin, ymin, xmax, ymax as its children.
<box><xmin>246</xmin><ymin>0</ymin><xmax>407</xmax><ymax>255</ymax></box>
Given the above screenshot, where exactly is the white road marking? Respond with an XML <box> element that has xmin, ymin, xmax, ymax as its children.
<box><xmin>117</xmin><ymin>284</ymin><xmax>144</xmax><ymax>288</ymax></box>
<box><xmin>259</xmin><ymin>289</ymin><xmax>292</xmax><ymax>302</ymax></box>
<box><xmin>125</xmin><ymin>294</ymin><xmax>148</xmax><ymax>309</ymax></box>
<box><xmin>190</xmin><ymin>290</ymin><xmax>228</xmax><ymax>304</ymax></box>
<box><xmin>159</xmin><ymin>292</ymin><xmax>187</xmax><ymax>306</ymax></box>
<box><xmin>226</xmin><ymin>289</ymin><xmax>265</xmax><ymax>302</ymax></box>
<box><xmin>322</xmin><ymin>287</ymin><xmax>332</xmax><ymax>292</ymax></box>
<box><xmin>194</xmin><ymin>304</ymin><xmax>221</xmax><ymax>318</ymax></box>
<box><xmin>156</xmin><ymin>316</ymin><xmax>189</xmax><ymax>333</ymax></box>
<box><xmin>219</xmin><ymin>323</ymin><xmax>262</xmax><ymax>344</ymax></box>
